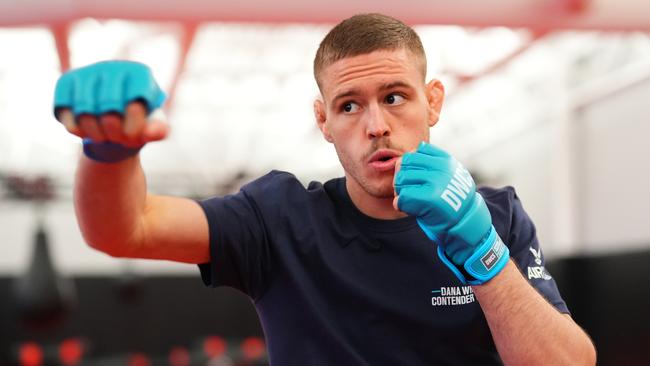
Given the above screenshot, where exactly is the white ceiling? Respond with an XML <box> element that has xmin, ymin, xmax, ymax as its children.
<box><xmin>1</xmin><ymin>1</ymin><xmax>649</xmax><ymax>198</ymax></box>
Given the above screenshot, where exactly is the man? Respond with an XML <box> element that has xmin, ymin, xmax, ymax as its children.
<box><xmin>54</xmin><ymin>13</ymin><xmax>596</xmax><ymax>365</ymax></box>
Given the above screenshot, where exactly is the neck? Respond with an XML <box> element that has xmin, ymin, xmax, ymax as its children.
<box><xmin>345</xmin><ymin>175</ymin><xmax>407</xmax><ymax>220</ymax></box>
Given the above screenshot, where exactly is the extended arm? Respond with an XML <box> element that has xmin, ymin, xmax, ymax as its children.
<box><xmin>56</xmin><ymin>61</ymin><xmax>210</xmax><ymax>264</ymax></box>
<box><xmin>74</xmin><ymin>152</ymin><xmax>209</xmax><ymax>264</ymax></box>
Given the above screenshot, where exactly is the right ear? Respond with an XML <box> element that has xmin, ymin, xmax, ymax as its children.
<box><xmin>314</xmin><ymin>99</ymin><xmax>333</xmax><ymax>143</ymax></box>
<box><xmin>425</xmin><ymin>79</ymin><xmax>445</xmax><ymax>128</ymax></box>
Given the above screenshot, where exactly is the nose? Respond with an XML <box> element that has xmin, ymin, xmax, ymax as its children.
<box><xmin>365</xmin><ymin>103</ymin><xmax>391</xmax><ymax>139</ymax></box>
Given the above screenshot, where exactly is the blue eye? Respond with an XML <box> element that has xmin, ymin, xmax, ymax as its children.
<box><xmin>385</xmin><ymin>94</ymin><xmax>405</xmax><ymax>105</ymax></box>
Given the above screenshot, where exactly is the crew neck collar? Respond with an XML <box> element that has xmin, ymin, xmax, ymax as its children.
<box><xmin>331</xmin><ymin>177</ymin><xmax>418</xmax><ymax>233</ymax></box>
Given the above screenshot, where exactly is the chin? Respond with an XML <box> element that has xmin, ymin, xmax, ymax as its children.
<box><xmin>364</xmin><ymin>178</ymin><xmax>396</xmax><ymax>199</ymax></box>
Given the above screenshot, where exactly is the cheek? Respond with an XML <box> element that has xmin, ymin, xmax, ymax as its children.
<box><xmin>399</xmin><ymin>105</ymin><xmax>429</xmax><ymax>128</ymax></box>
<box><xmin>393</xmin><ymin>107</ymin><xmax>431</xmax><ymax>144</ymax></box>
<box><xmin>329</xmin><ymin>116</ymin><xmax>360</xmax><ymax>141</ymax></box>
<box><xmin>332</xmin><ymin>142</ymin><xmax>358</xmax><ymax>173</ymax></box>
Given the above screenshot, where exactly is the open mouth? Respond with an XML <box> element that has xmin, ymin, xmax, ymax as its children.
<box><xmin>377</xmin><ymin>155</ymin><xmax>393</xmax><ymax>162</ymax></box>
<box><xmin>369</xmin><ymin>149</ymin><xmax>398</xmax><ymax>162</ymax></box>
<box><xmin>368</xmin><ymin>150</ymin><xmax>399</xmax><ymax>171</ymax></box>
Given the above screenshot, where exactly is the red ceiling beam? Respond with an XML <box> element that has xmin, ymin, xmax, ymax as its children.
<box><xmin>2</xmin><ymin>0</ymin><xmax>649</xmax><ymax>32</ymax></box>
<box><xmin>50</xmin><ymin>22</ymin><xmax>71</xmax><ymax>73</ymax></box>
<box><xmin>452</xmin><ymin>30</ymin><xmax>548</xmax><ymax>89</ymax></box>
<box><xmin>562</xmin><ymin>0</ymin><xmax>591</xmax><ymax>14</ymax></box>
<box><xmin>542</xmin><ymin>0</ymin><xmax>591</xmax><ymax>14</ymax></box>
<box><xmin>164</xmin><ymin>22</ymin><xmax>198</xmax><ymax>113</ymax></box>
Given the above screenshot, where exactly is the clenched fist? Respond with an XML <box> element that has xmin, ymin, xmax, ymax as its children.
<box><xmin>394</xmin><ymin>142</ymin><xmax>509</xmax><ymax>285</ymax></box>
<box><xmin>53</xmin><ymin>61</ymin><xmax>168</xmax><ymax>163</ymax></box>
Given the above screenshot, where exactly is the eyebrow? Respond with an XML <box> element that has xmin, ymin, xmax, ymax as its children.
<box><xmin>330</xmin><ymin>81</ymin><xmax>414</xmax><ymax>105</ymax></box>
<box><xmin>380</xmin><ymin>81</ymin><xmax>413</xmax><ymax>91</ymax></box>
<box><xmin>330</xmin><ymin>89</ymin><xmax>360</xmax><ymax>106</ymax></box>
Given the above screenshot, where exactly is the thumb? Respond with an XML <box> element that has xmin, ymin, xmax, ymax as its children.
<box><xmin>141</xmin><ymin>120</ymin><xmax>170</xmax><ymax>143</ymax></box>
<box><xmin>393</xmin><ymin>156</ymin><xmax>403</xmax><ymax>212</ymax></box>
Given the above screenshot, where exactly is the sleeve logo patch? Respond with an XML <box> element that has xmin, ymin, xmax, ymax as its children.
<box><xmin>528</xmin><ymin>266</ymin><xmax>552</xmax><ymax>280</ymax></box>
<box><xmin>527</xmin><ymin>246</ymin><xmax>552</xmax><ymax>280</ymax></box>
<box><xmin>529</xmin><ymin>247</ymin><xmax>543</xmax><ymax>265</ymax></box>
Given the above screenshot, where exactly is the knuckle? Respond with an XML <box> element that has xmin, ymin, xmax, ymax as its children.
<box><xmin>77</xmin><ymin>113</ymin><xmax>97</xmax><ymax>124</ymax></box>
<box><xmin>65</xmin><ymin>125</ymin><xmax>81</xmax><ymax>136</ymax></box>
<box><xmin>126</xmin><ymin>101</ymin><xmax>147</xmax><ymax>115</ymax></box>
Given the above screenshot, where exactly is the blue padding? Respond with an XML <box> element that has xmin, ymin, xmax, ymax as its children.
<box><xmin>83</xmin><ymin>139</ymin><xmax>141</xmax><ymax>163</ymax></box>
<box><xmin>464</xmin><ymin>227</ymin><xmax>510</xmax><ymax>284</ymax></box>
<box><xmin>54</xmin><ymin>60</ymin><xmax>166</xmax><ymax>117</ymax></box>
<box><xmin>54</xmin><ymin>60</ymin><xmax>166</xmax><ymax>163</ymax></box>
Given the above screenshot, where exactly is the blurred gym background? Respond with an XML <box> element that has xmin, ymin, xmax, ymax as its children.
<box><xmin>1</xmin><ymin>0</ymin><xmax>649</xmax><ymax>365</ymax></box>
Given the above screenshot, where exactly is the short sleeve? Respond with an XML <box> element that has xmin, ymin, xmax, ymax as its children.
<box><xmin>481</xmin><ymin>186</ymin><xmax>570</xmax><ymax>315</ymax></box>
<box><xmin>197</xmin><ymin>186</ymin><xmax>271</xmax><ymax>301</ymax></box>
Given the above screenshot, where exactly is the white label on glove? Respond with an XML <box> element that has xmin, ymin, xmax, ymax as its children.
<box><xmin>440</xmin><ymin>164</ymin><xmax>473</xmax><ymax>212</ymax></box>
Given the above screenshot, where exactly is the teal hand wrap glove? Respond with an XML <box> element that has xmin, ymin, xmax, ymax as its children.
<box><xmin>53</xmin><ymin>60</ymin><xmax>166</xmax><ymax>163</ymax></box>
<box><xmin>395</xmin><ymin>142</ymin><xmax>509</xmax><ymax>285</ymax></box>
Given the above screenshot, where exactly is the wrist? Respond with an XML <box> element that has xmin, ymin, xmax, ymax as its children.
<box><xmin>463</xmin><ymin>226</ymin><xmax>509</xmax><ymax>283</ymax></box>
<box><xmin>83</xmin><ymin>139</ymin><xmax>142</xmax><ymax>163</ymax></box>
<box><xmin>437</xmin><ymin>226</ymin><xmax>510</xmax><ymax>285</ymax></box>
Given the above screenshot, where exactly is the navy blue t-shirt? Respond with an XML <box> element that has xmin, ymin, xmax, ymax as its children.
<box><xmin>198</xmin><ymin>171</ymin><xmax>568</xmax><ymax>365</ymax></box>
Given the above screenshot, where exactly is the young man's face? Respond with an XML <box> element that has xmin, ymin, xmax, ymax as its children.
<box><xmin>314</xmin><ymin>48</ymin><xmax>444</xmax><ymax>201</ymax></box>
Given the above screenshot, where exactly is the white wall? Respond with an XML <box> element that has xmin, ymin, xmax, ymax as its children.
<box><xmin>574</xmin><ymin>76</ymin><xmax>650</xmax><ymax>253</ymax></box>
<box><xmin>465</xmin><ymin>65</ymin><xmax>650</xmax><ymax>257</ymax></box>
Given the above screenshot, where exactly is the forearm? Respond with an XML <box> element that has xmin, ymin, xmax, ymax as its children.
<box><xmin>74</xmin><ymin>154</ymin><xmax>148</xmax><ymax>256</ymax></box>
<box><xmin>473</xmin><ymin>260</ymin><xmax>596</xmax><ymax>366</ymax></box>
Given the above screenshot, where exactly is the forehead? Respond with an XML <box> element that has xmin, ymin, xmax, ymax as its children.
<box><xmin>319</xmin><ymin>49</ymin><xmax>423</xmax><ymax>100</ymax></box>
